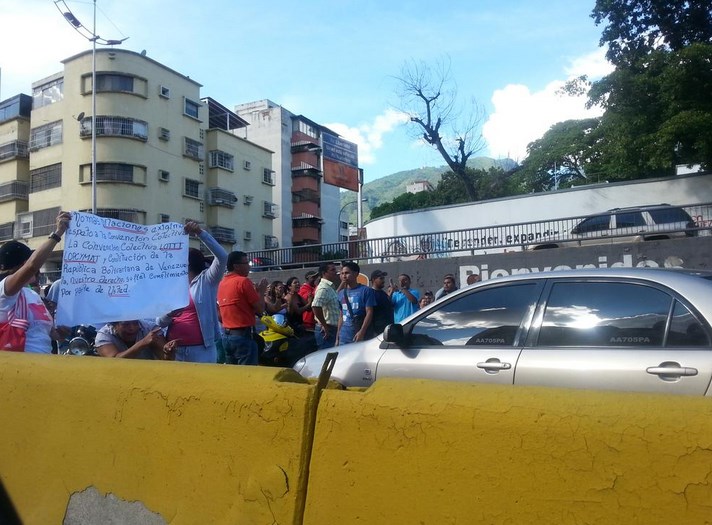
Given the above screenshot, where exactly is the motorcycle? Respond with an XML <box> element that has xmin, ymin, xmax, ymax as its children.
<box><xmin>258</xmin><ymin>314</ymin><xmax>313</xmax><ymax>367</ymax></box>
<box><xmin>59</xmin><ymin>325</ymin><xmax>98</xmax><ymax>356</ymax></box>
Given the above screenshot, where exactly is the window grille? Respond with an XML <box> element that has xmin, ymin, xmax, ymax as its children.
<box><xmin>95</xmin><ymin>163</ymin><xmax>134</xmax><ymax>183</ymax></box>
<box><xmin>184</xmin><ymin>178</ymin><xmax>201</xmax><ymax>198</ymax></box>
<box><xmin>184</xmin><ymin>98</ymin><xmax>201</xmax><ymax>119</ymax></box>
<box><xmin>0</xmin><ymin>140</ymin><xmax>29</xmax><ymax>161</ymax></box>
<box><xmin>30</xmin><ymin>164</ymin><xmax>62</xmax><ymax>192</ymax></box>
<box><xmin>208</xmin><ymin>150</ymin><xmax>234</xmax><ymax>171</ymax></box>
<box><xmin>29</xmin><ymin>121</ymin><xmax>63</xmax><ymax>151</ymax></box>
<box><xmin>262</xmin><ymin>168</ymin><xmax>275</xmax><ymax>185</ymax></box>
<box><xmin>80</xmin><ymin>116</ymin><xmax>148</xmax><ymax>140</ymax></box>
<box><xmin>183</xmin><ymin>137</ymin><xmax>204</xmax><ymax>160</ymax></box>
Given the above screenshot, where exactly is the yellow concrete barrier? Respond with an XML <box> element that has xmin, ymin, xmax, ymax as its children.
<box><xmin>0</xmin><ymin>353</ymin><xmax>315</xmax><ymax>525</ymax></box>
<box><xmin>304</xmin><ymin>379</ymin><xmax>712</xmax><ymax>524</ymax></box>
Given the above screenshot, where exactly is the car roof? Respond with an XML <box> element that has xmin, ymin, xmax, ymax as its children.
<box><xmin>604</xmin><ymin>203</ymin><xmax>675</xmax><ymax>212</ymax></box>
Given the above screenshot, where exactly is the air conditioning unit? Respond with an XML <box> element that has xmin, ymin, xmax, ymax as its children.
<box><xmin>159</xmin><ymin>85</ymin><xmax>171</xmax><ymax>98</ymax></box>
<box><xmin>243</xmin><ymin>160</ymin><xmax>252</xmax><ymax>170</ymax></box>
<box><xmin>158</xmin><ymin>127</ymin><xmax>170</xmax><ymax>141</ymax></box>
<box><xmin>18</xmin><ymin>216</ymin><xmax>33</xmax><ymax>238</ymax></box>
<box><xmin>158</xmin><ymin>170</ymin><xmax>170</xmax><ymax>182</ymax></box>
<box><xmin>243</xmin><ymin>231</ymin><xmax>252</xmax><ymax>241</ymax></box>
<box><xmin>243</xmin><ymin>195</ymin><xmax>253</xmax><ymax>205</ymax></box>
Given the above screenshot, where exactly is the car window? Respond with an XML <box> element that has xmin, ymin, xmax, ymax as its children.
<box><xmin>409</xmin><ymin>283</ymin><xmax>539</xmax><ymax>346</ymax></box>
<box><xmin>614</xmin><ymin>211</ymin><xmax>646</xmax><ymax>228</ymax></box>
<box><xmin>538</xmin><ymin>282</ymin><xmax>671</xmax><ymax>347</ymax></box>
<box><xmin>574</xmin><ymin>215</ymin><xmax>611</xmax><ymax>234</ymax></box>
<box><xmin>648</xmin><ymin>207</ymin><xmax>693</xmax><ymax>224</ymax></box>
<box><xmin>667</xmin><ymin>300</ymin><xmax>711</xmax><ymax>346</ymax></box>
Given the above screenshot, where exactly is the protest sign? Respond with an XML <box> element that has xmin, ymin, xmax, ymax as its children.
<box><xmin>55</xmin><ymin>212</ymin><xmax>190</xmax><ymax>327</ymax></box>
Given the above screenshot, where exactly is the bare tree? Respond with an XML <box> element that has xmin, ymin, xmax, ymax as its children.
<box><xmin>394</xmin><ymin>58</ymin><xmax>486</xmax><ymax>201</ymax></box>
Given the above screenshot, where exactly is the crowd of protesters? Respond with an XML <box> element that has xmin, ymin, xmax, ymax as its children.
<box><xmin>0</xmin><ymin>212</ymin><xmax>480</xmax><ymax>367</ymax></box>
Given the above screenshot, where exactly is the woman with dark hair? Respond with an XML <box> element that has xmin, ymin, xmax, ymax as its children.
<box><xmin>284</xmin><ymin>276</ymin><xmax>312</xmax><ymax>334</ymax></box>
<box><xmin>95</xmin><ymin>320</ymin><xmax>176</xmax><ymax>359</ymax></box>
<box><xmin>264</xmin><ymin>281</ymin><xmax>287</xmax><ymax>315</ymax></box>
<box><xmin>156</xmin><ymin>221</ymin><xmax>227</xmax><ymax>363</ymax></box>
<box><xmin>0</xmin><ymin>211</ymin><xmax>71</xmax><ymax>353</ymax></box>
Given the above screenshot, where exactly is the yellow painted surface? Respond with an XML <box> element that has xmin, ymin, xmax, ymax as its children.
<box><xmin>0</xmin><ymin>353</ymin><xmax>315</xmax><ymax>525</ymax></box>
<box><xmin>304</xmin><ymin>379</ymin><xmax>712</xmax><ymax>524</ymax></box>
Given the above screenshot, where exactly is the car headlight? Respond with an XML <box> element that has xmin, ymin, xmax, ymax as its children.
<box><xmin>294</xmin><ymin>357</ymin><xmax>306</xmax><ymax>373</ymax></box>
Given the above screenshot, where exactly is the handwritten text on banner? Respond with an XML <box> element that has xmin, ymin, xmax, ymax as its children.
<box><xmin>55</xmin><ymin>212</ymin><xmax>190</xmax><ymax>326</ymax></box>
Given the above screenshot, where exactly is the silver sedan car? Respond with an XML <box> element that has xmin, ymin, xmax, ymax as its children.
<box><xmin>294</xmin><ymin>268</ymin><xmax>712</xmax><ymax>395</ymax></box>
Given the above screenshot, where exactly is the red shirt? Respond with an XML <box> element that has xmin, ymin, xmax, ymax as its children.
<box><xmin>298</xmin><ymin>282</ymin><xmax>316</xmax><ymax>330</ymax></box>
<box><xmin>217</xmin><ymin>273</ymin><xmax>259</xmax><ymax>328</ymax></box>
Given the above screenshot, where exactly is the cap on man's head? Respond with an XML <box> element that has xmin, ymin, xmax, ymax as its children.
<box><xmin>0</xmin><ymin>241</ymin><xmax>32</xmax><ymax>272</ymax></box>
<box><xmin>305</xmin><ymin>270</ymin><xmax>319</xmax><ymax>280</ymax></box>
<box><xmin>370</xmin><ymin>269</ymin><xmax>387</xmax><ymax>281</ymax></box>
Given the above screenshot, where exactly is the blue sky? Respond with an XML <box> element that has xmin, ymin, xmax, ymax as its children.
<box><xmin>1</xmin><ymin>0</ymin><xmax>612</xmax><ymax>184</ymax></box>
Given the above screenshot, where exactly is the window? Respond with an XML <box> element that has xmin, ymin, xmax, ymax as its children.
<box><xmin>262</xmin><ymin>168</ymin><xmax>275</xmax><ymax>185</ymax></box>
<box><xmin>410</xmin><ymin>284</ymin><xmax>540</xmax><ymax>346</ymax></box>
<box><xmin>0</xmin><ymin>181</ymin><xmax>29</xmax><ymax>202</ymax></box>
<box><xmin>32</xmin><ymin>79</ymin><xmax>63</xmax><ymax>109</ymax></box>
<box><xmin>183</xmin><ymin>178</ymin><xmax>201</xmax><ymax>198</ymax></box>
<box><xmin>538</xmin><ymin>282</ymin><xmax>671</xmax><ymax>347</ymax></box>
<box><xmin>0</xmin><ymin>140</ymin><xmax>28</xmax><ymax>161</ymax></box>
<box><xmin>158</xmin><ymin>170</ymin><xmax>170</xmax><ymax>182</ymax></box>
<box><xmin>18</xmin><ymin>207</ymin><xmax>61</xmax><ymax>237</ymax></box>
<box><xmin>243</xmin><ymin>160</ymin><xmax>252</xmax><ymax>170</ymax></box>
<box><xmin>209</xmin><ymin>188</ymin><xmax>237</xmax><ymax>207</ymax></box>
<box><xmin>159</xmin><ymin>85</ymin><xmax>171</xmax><ymax>98</ymax></box>
<box><xmin>30</xmin><ymin>163</ymin><xmax>62</xmax><ymax>192</ymax></box>
<box><xmin>667</xmin><ymin>300</ymin><xmax>710</xmax><ymax>346</ymax></box>
<box><xmin>95</xmin><ymin>74</ymin><xmax>134</xmax><ymax>93</ymax></box>
<box><xmin>573</xmin><ymin>214</ymin><xmax>611</xmax><ymax>234</ymax></box>
<box><xmin>158</xmin><ymin>214</ymin><xmax>170</xmax><ymax>223</ymax></box>
<box><xmin>263</xmin><ymin>201</ymin><xmax>277</xmax><ymax>218</ymax></box>
<box><xmin>29</xmin><ymin>121</ymin><xmax>63</xmax><ymax>151</ymax></box>
<box><xmin>95</xmin><ymin>163</ymin><xmax>134</xmax><ymax>183</ymax></box>
<box><xmin>293</xmin><ymin>119</ymin><xmax>318</xmax><ymax>138</ymax></box>
<box><xmin>614</xmin><ymin>212</ymin><xmax>645</xmax><ymax>228</ymax></box>
<box><xmin>80</xmin><ymin>116</ymin><xmax>148</xmax><ymax>140</ymax></box>
<box><xmin>649</xmin><ymin>207</ymin><xmax>694</xmax><ymax>225</ymax></box>
<box><xmin>208</xmin><ymin>150</ymin><xmax>234</xmax><ymax>171</ymax></box>
<box><xmin>158</xmin><ymin>127</ymin><xmax>171</xmax><ymax>141</ymax></box>
<box><xmin>264</xmin><ymin>235</ymin><xmax>279</xmax><ymax>249</ymax></box>
<box><xmin>184</xmin><ymin>98</ymin><xmax>201</xmax><ymax>119</ymax></box>
<box><xmin>183</xmin><ymin>138</ymin><xmax>204</xmax><ymax>160</ymax></box>
<box><xmin>243</xmin><ymin>195</ymin><xmax>253</xmax><ymax>205</ymax></box>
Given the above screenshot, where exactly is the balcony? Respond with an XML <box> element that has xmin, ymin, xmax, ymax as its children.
<box><xmin>0</xmin><ymin>140</ymin><xmax>29</xmax><ymax>162</ymax></box>
<box><xmin>208</xmin><ymin>187</ymin><xmax>237</xmax><ymax>208</ymax></box>
<box><xmin>209</xmin><ymin>226</ymin><xmax>236</xmax><ymax>244</ymax></box>
<box><xmin>292</xmin><ymin>188</ymin><xmax>320</xmax><ymax>204</ymax></box>
<box><xmin>291</xmin><ymin>161</ymin><xmax>322</xmax><ymax>180</ymax></box>
<box><xmin>0</xmin><ymin>181</ymin><xmax>29</xmax><ymax>203</ymax></box>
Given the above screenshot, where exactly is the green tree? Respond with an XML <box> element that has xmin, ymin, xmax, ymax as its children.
<box><xmin>518</xmin><ymin>118</ymin><xmax>602</xmax><ymax>191</ymax></box>
<box><xmin>592</xmin><ymin>0</ymin><xmax>712</xmax><ymax>66</ymax></box>
<box><xmin>585</xmin><ymin>1</ymin><xmax>712</xmax><ymax>176</ymax></box>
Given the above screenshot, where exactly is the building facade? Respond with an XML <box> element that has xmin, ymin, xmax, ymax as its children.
<box><xmin>235</xmin><ymin>99</ymin><xmax>357</xmax><ymax>250</ymax></box>
<box><xmin>0</xmin><ymin>49</ymin><xmax>274</xmax><ymax>280</ymax></box>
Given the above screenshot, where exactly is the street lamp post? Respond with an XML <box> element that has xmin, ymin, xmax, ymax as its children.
<box><xmin>55</xmin><ymin>0</ymin><xmax>127</xmax><ymax>214</ymax></box>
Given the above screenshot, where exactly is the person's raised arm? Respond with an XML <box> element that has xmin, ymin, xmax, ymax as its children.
<box><xmin>4</xmin><ymin>212</ymin><xmax>71</xmax><ymax>297</ymax></box>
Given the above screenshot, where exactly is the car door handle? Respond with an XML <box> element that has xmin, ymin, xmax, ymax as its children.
<box><xmin>646</xmin><ymin>366</ymin><xmax>698</xmax><ymax>377</ymax></box>
<box><xmin>477</xmin><ymin>360</ymin><xmax>512</xmax><ymax>371</ymax></box>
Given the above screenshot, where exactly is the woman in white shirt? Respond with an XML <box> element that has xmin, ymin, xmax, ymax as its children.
<box><xmin>0</xmin><ymin>211</ymin><xmax>71</xmax><ymax>354</ymax></box>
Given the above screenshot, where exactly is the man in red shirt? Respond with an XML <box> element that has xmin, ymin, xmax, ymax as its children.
<box><xmin>217</xmin><ymin>251</ymin><xmax>268</xmax><ymax>365</ymax></box>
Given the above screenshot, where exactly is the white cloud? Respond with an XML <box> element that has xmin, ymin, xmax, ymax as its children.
<box><xmin>482</xmin><ymin>49</ymin><xmax>614</xmax><ymax>162</ymax></box>
<box><xmin>325</xmin><ymin>108</ymin><xmax>409</xmax><ymax>165</ymax></box>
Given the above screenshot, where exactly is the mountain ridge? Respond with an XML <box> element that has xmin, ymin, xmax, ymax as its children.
<box><xmin>340</xmin><ymin>157</ymin><xmax>517</xmax><ymax>224</ymax></box>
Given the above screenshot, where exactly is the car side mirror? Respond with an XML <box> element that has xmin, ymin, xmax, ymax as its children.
<box><xmin>383</xmin><ymin>323</ymin><xmax>404</xmax><ymax>345</ymax></box>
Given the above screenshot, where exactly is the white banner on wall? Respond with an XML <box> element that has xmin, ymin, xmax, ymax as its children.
<box><xmin>55</xmin><ymin>212</ymin><xmax>190</xmax><ymax>327</ymax></box>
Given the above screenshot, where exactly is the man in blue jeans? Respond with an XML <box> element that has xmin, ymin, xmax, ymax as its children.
<box><xmin>217</xmin><ymin>251</ymin><xmax>268</xmax><ymax>365</ymax></box>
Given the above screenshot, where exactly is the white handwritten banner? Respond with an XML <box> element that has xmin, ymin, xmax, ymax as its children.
<box><xmin>55</xmin><ymin>212</ymin><xmax>190</xmax><ymax>327</ymax></box>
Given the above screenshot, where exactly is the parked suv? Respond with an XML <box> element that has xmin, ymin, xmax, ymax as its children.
<box><xmin>531</xmin><ymin>203</ymin><xmax>697</xmax><ymax>250</ymax></box>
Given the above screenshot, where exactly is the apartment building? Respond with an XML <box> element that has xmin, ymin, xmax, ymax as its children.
<box><xmin>235</xmin><ymin>100</ymin><xmax>360</xmax><ymax>250</ymax></box>
<box><xmin>0</xmin><ymin>49</ymin><xmax>274</xmax><ymax>279</ymax></box>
